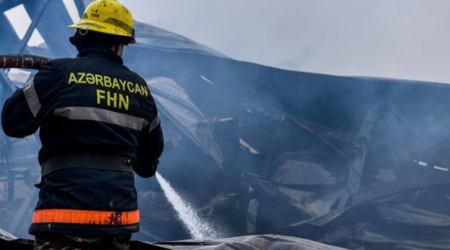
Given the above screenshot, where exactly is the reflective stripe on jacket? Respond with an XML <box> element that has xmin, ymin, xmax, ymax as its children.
<box><xmin>1</xmin><ymin>46</ymin><xmax>164</xmax><ymax>235</ymax></box>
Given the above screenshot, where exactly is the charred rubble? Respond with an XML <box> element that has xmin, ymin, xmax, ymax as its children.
<box><xmin>0</xmin><ymin>1</ymin><xmax>449</xmax><ymax>250</ymax></box>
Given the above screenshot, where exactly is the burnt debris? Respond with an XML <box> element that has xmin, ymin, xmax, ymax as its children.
<box><xmin>0</xmin><ymin>1</ymin><xmax>449</xmax><ymax>250</ymax></box>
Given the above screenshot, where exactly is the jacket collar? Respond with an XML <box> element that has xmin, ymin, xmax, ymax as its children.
<box><xmin>77</xmin><ymin>46</ymin><xmax>123</xmax><ymax>65</ymax></box>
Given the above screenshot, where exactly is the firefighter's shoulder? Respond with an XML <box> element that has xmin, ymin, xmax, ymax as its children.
<box><xmin>47</xmin><ymin>58</ymin><xmax>74</xmax><ymax>68</ymax></box>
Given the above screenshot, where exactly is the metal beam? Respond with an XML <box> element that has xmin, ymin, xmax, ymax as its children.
<box><xmin>0</xmin><ymin>0</ymin><xmax>22</xmax><ymax>12</ymax></box>
<box><xmin>0</xmin><ymin>13</ymin><xmax>21</xmax><ymax>53</ymax></box>
<box><xmin>14</xmin><ymin>0</ymin><xmax>50</xmax><ymax>54</ymax></box>
<box><xmin>36</xmin><ymin>0</ymin><xmax>77</xmax><ymax>57</ymax></box>
<box><xmin>74</xmin><ymin>0</ymin><xmax>87</xmax><ymax>18</ymax></box>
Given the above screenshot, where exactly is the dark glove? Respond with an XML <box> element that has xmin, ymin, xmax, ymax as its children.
<box><xmin>133</xmin><ymin>159</ymin><xmax>159</xmax><ymax>178</ymax></box>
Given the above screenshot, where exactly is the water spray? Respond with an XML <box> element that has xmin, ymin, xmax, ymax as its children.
<box><xmin>0</xmin><ymin>54</ymin><xmax>224</xmax><ymax>240</ymax></box>
<box><xmin>155</xmin><ymin>172</ymin><xmax>221</xmax><ymax>240</ymax></box>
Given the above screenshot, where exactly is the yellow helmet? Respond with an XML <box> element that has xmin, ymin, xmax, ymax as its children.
<box><xmin>68</xmin><ymin>0</ymin><xmax>135</xmax><ymax>44</ymax></box>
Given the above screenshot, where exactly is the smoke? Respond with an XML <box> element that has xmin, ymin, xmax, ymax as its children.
<box><xmin>1</xmin><ymin>2</ymin><xmax>450</xmax><ymax>249</ymax></box>
<box><xmin>123</xmin><ymin>0</ymin><xmax>450</xmax><ymax>83</ymax></box>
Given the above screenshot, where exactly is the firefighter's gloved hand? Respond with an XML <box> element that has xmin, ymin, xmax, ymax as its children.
<box><xmin>133</xmin><ymin>159</ymin><xmax>158</xmax><ymax>178</ymax></box>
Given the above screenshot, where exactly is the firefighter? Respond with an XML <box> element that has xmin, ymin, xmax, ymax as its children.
<box><xmin>1</xmin><ymin>0</ymin><xmax>163</xmax><ymax>249</ymax></box>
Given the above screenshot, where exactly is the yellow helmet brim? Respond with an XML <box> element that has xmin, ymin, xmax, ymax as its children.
<box><xmin>68</xmin><ymin>20</ymin><xmax>135</xmax><ymax>44</ymax></box>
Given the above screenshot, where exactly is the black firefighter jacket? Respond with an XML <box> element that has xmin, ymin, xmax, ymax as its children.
<box><xmin>1</xmin><ymin>47</ymin><xmax>164</xmax><ymax>235</ymax></box>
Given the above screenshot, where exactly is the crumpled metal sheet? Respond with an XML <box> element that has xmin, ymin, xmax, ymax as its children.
<box><xmin>147</xmin><ymin>77</ymin><xmax>224</xmax><ymax>169</ymax></box>
<box><xmin>152</xmin><ymin>235</ymin><xmax>347</xmax><ymax>250</ymax></box>
<box><xmin>3</xmin><ymin>2</ymin><xmax>450</xmax><ymax>249</ymax></box>
<box><xmin>134</xmin><ymin>22</ymin><xmax>228</xmax><ymax>58</ymax></box>
<box><xmin>0</xmin><ymin>232</ymin><xmax>348</xmax><ymax>250</ymax></box>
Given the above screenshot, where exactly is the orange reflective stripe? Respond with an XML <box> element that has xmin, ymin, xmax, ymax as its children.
<box><xmin>32</xmin><ymin>209</ymin><xmax>139</xmax><ymax>225</ymax></box>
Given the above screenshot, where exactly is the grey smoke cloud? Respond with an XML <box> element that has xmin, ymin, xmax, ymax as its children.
<box><xmin>122</xmin><ymin>0</ymin><xmax>450</xmax><ymax>83</ymax></box>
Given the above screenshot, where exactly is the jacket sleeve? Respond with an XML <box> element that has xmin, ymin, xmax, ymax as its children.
<box><xmin>1</xmin><ymin>64</ymin><xmax>62</xmax><ymax>138</ymax></box>
<box><xmin>134</xmin><ymin>110</ymin><xmax>164</xmax><ymax>178</ymax></box>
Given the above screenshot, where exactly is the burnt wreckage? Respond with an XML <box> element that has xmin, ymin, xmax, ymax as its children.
<box><xmin>0</xmin><ymin>1</ymin><xmax>449</xmax><ymax>250</ymax></box>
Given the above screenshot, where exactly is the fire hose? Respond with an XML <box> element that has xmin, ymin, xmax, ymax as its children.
<box><xmin>0</xmin><ymin>54</ymin><xmax>51</xmax><ymax>70</ymax></box>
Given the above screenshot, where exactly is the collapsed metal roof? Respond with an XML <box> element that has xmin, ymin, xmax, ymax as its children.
<box><xmin>1</xmin><ymin>1</ymin><xmax>450</xmax><ymax>250</ymax></box>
